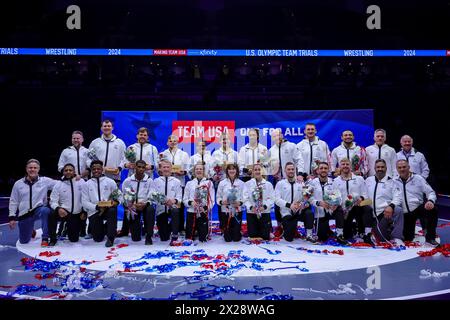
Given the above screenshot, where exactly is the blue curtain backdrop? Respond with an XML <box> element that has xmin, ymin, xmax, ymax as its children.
<box><xmin>102</xmin><ymin>109</ymin><xmax>374</xmax><ymax>221</ymax></box>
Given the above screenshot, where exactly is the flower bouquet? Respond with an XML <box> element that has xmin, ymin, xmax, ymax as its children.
<box><xmin>323</xmin><ymin>189</ymin><xmax>342</xmax><ymax>207</ymax></box>
<box><xmin>212</xmin><ymin>160</ymin><xmax>224</xmax><ymax>184</ymax></box>
<box><xmin>310</xmin><ymin>157</ymin><xmax>321</xmax><ymax>176</ymax></box>
<box><xmin>301</xmin><ymin>184</ymin><xmax>314</xmax><ymax>209</ymax></box>
<box><xmin>251</xmin><ymin>185</ymin><xmax>264</xmax><ymax>219</ymax></box>
<box><xmin>87</xmin><ymin>148</ymin><xmax>99</xmax><ymax>161</ymax></box>
<box><xmin>149</xmin><ymin>191</ymin><xmax>166</xmax><ymax>205</ymax></box>
<box><xmin>343</xmin><ymin>193</ymin><xmax>360</xmax><ymax>218</ymax></box>
<box><xmin>122</xmin><ymin>187</ymin><xmax>137</xmax><ymax>220</ymax></box>
<box><xmin>109</xmin><ymin>188</ymin><xmax>122</xmax><ymax>203</ymax></box>
<box><xmin>351</xmin><ymin>146</ymin><xmax>363</xmax><ymax>172</ymax></box>
<box><xmin>124</xmin><ymin>147</ymin><xmax>137</xmax><ymax>163</ymax></box>
<box><xmin>226</xmin><ymin>186</ymin><xmax>239</xmax><ymax>216</ymax></box>
<box><xmin>194</xmin><ymin>185</ymin><xmax>209</xmax><ymax>218</ymax></box>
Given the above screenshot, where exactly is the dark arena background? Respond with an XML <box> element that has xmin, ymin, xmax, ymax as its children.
<box><xmin>0</xmin><ymin>0</ymin><xmax>449</xmax><ymax>311</ymax></box>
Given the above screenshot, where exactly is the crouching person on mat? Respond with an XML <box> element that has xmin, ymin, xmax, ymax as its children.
<box><xmin>183</xmin><ymin>163</ymin><xmax>215</xmax><ymax>242</ymax></box>
<box><xmin>153</xmin><ymin>160</ymin><xmax>182</xmax><ymax>245</ymax></box>
<box><xmin>365</xmin><ymin>159</ymin><xmax>404</xmax><ymax>245</ymax></box>
<box><xmin>81</xmin><ymin>160</ymin><xmax>120</xmax><ymax>247</ymax></box>
<box><xmin>8</xmin><ymin>159</ymin><xmax>56</xmax><ymax>246</ymax></box>
<box><xmin>333</xmin><ymin>158</ymin><xmax>374</xmax><ymax>245</ymax></box>
<box><xmin>48</xmin><ymin>163</ymin><xmax>86</xmax><ymax>246</ymax></box>
<box><xmin>121</xmin><ymin>160</ymin><xmax>155</xmax><ymax>245</ymax></box>
<box><xmin>394</xmin><ymin>160</ymin><xmax>439</xmax><ymax>247</ymax></box>
<box><xmin>217</xmin><ymin>163</ymin><xmax>245</xmax><ymax>242</ymax></box>
<box><xmin>243</xmin><ymin>163</ymin><xmax>274</xmax><ymax>241</ymax></box>
<box><xmin>275</xmin><ymin>162</ymin><xmax>316</xmax><ymax>243</ymax></box>
<box><xmin>308</xmin><ymin>162</ymin><xmax>348</xmax><ymax>244</ymax></box>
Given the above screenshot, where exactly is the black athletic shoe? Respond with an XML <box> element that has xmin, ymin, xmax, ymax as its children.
<box><xmin>363</xmin><ymin>233</ymin><xmax>375</xmax><ymax>246</ymax></box>
<box><xmin>336</xmin><ymin>234</ymin><xmax>350</xmax><ymax>246</ymax></box>
<box><xmin>116</xmin><ymin>230</ymin><xmax>128</xmax><ymax>238</ymax></box>
<box><xmin>426</xmin><ymin>239</ymin><xmax>440</xmax><ymax>247</ymax></box>
<box><xmin>170</xmin><ymin>236</ymin><xmax>179</xmax><ymax>246</ymax></box>
<box><xmin>48</xmin><ymin>239</ymin><xmax>57</xmax><ymax>247</ymax></box>
<box><xmin>105</xmin><ymin>238</ymin><xmax>114</xmax><ymax>247</ymax></box>
<box><xmin>306</xmin><ymin>235</ymin><xmax>319</xmax><ymax>244</ymax></box>
<box><xmin>145</xmin><ymin>237</ymin><xmax>153</xmax><ymax>245</ymax></box>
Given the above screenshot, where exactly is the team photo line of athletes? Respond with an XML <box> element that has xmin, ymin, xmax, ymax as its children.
<box><xmin>8</xmin><ymin>119</ymin><xmax>438</xmax><ymax>249</ymax></box>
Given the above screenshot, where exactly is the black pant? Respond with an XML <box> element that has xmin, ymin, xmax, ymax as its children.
<box><xmin>403</xmin><ymin>204</ymin><xmax>438</xmax><ymax>242</ymax></box>
<box><xmin>79</xmin><ymin>213</ymin><xmax>87</xmax><ymax>236</ymax></box>
<box><xmin>48</xmin><ymin>210</ymin><xmax>81</xmax><ymax>242</ymax></box>
<box><xmin>247</xmin><ymin>212</ymin><xmax>271</xmax><ymax>240</ymax></box>
<box><xmin>128</xmin><ymin>206</ymin><xmax>156</xmax><ymax>241</ymax></box>
<box><xmin>282</xmin><ymin>208</ymin><xmax>314</xmax><ymax>242</ymax></box>
<box><xmin>120</xmin><ymin>213</ymin><xmax>130</xmax><ymax>235</ymax></box>
<box><xmin>343</xmin><ymin>205</ymin><xmax>373</xmax><ymax>239</ymax></box>
<box><xmin>316</xmin><ymin>208</ymin><xmax>345</xmax><ymax>241</ymax></box>
<box><xmin>89</xmin><ymin>207</ymin><xmax>118</xmax><ymax>242</ymax></box>
<box><xmin>270</xmin><ymin>178</ymin><xmax>282</xmax><ymax>226</ymax></box>
<box><xmin>157</xmin><ymin>208</ymin><xmax>180</xmax><ymax>241</ymax></box>
<box><xmin>214</xmin><ymin>183</ymin><xmax>227</xmax><ymax>231</ymax></box>
<box><xmin>223</xmin><ymin>211</ymin><xmax>243</xmax><ymax>242</ymax></box>
<box><xmin>186</xmin><ymin>211</ymin><xmax>209</xmax><ymax>242</ymax></box>
<box><xmin>178</xmin><ymin>187</ymin><xmax>185</xmax><ymax>232</ymax></box>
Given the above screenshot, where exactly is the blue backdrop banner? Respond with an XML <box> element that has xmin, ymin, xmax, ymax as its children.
<box><xmin>102</xmin><ymin>109</ymin><xmax>374</xmax><ymax>158</ymax></box>
<box><xmin>102</xmin><ymin>109</ymin><xmax>374</xmax><ymax>221</ymax></box>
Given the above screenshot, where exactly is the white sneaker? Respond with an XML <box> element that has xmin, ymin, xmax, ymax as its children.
<box><xmin>392</xmin><ymin>238</ymin><xmax>404</xmax><ymax>246</ymax></box>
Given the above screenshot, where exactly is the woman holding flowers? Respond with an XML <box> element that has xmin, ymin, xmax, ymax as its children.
<box><xmin>243</xmin><ymin>163</ymin><xmax>274</xmax><ymax>240</ymax></box>
<box><xmin>183</xmin><ymin>163</ymin><xmax>215</xmax><ymax>242</ymax></box>
<box><xmin>216</xmin><ymin>163</ymin><xmax>245</xmax><ymax>242</ymax></box>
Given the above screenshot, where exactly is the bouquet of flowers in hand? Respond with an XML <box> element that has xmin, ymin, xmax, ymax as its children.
<box><xmin>194</xmin><ymin>185</ymin><xmax>209</xmax><ymax>217</ymax></box>
<box><xmin>259</xmin><ymin>150</ymin><xmax>271</xmax><ymax>167</ymax></box>
<box><xmin>343</xmin><ymin>193</ymin><xmax>360</xmax><ymax>218</ymax></box>
<box><xmin>251</xmin><ymin>184</ymin><xmax>264</xmax><ymax>219</ymax></box>
<box><xmin>323</xmin><ymin>189</ymin><xmax>342</xmax><ymax>207</ymax></box>
<box><xmin>109</xmin><ymin>188</ymin><xmax>122</xmax><ymax>202</ymax></box>
<box><xmin>310</xmin><ymin>157</ymin><xmax>321</xmax><ymax>176</ymax></box>
<box><xmin>212</xmin><ymin>160</ymin><xmax>224</xmax><ymax>182</ymax></box>
<box><xmin>87</xmin><ymin>148</ymin><xmax>99</xmax><ymax>161</ymax></box>
<box><xmin>302</xmin><ymin>184</ymin><xmax>314</xmax><ymax>209</ymax></box>
<box><xmin>351</xmin><ymin>146</ymin><xmax>363</xmax><ymax>172</ymax></box>
<box><xmin>122</xmin><ymin>187</ymin><xmax>137</xmax><ymax>220</ymax></box>
<box><xmin>226</xmin><ymin>186</ymin><xmax>239</xmax><ymax>216</ymax></box>
<box><xmin>124</xmin><ymin>147</ymin><xmax>136</xmax><ymax>163</ymax></box>
<box><xmin>150</xmin><ymin>191</ymin><xmax>166</xmax><ymax>205</ymax></box>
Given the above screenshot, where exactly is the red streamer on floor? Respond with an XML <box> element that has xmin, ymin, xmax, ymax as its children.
<box><xmin>417</xmin><ymin>244</ymin><xmax>450</xmax><ymax>257</ymax></box>
<box><xmin>38</xmin><ymin>251</ymin><xmax>61</xmax><ymax>257</ymax></box>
